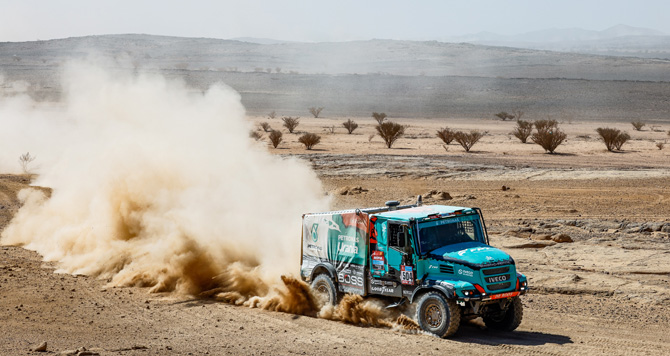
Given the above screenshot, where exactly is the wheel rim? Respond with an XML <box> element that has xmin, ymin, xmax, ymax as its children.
<box><xmin>425</xmin><ymin>303</ymin><xmax>443</xmax><ymax>328</ymax></box>
<box><xmin>315</xmin><ymin>283</ymin><xmax>331</xmax><ymax>303</ymax></box>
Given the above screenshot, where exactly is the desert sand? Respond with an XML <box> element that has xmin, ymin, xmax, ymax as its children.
<box><xmin>2</xmin><ymin>114</ymin><xmax>669</xmax><ymax>355</ymax></box>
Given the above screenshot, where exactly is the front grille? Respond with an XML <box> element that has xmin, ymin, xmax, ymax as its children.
<box><xmin>487</xmin><ymin>282</ymin><xmax>511</xmax><ymax>291</ymax></box>
<box><xmin>439</xmin><ymin>264</ymin><xmax>454</xmax><ymax>274</ymax></box>
<box><xmin>483</xmin><ymin>266</ymin><xmax>510</xmax><ymax>275</ymax></box>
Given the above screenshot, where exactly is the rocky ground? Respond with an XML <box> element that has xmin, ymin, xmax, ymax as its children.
<box><xmin>2</xmin><ymin>165</ymin><xmax>670</xmax><ymax>355</ymax></box>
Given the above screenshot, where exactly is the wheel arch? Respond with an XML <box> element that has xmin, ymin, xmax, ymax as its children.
<box><xmin>410</xmin><ymin>284</ymin><xmax>454</xmax><ymax>303</ymax></box>
<box><xmin>310</xmin><ymin>263</ymin><xmax>337</xmax><ymax>282</ymax></box>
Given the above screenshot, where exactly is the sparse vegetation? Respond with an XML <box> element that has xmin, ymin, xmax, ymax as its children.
<box><xmin>268</xmin><ymin>111</ymin><xmax>276</xmax><ymax>119</ymax></box>
<box><xmin>596</xmin><ymin>127</ymin><xmax>630</xmax><ymax>151</ymax></box>
<box><xmin>298</xmin><ymin>132</ymin><xmax>321</xmax><ymax>150</ymax></box>
<box><xmin>260</xmin><ymin>122</ymin><xmax>271</xmax><ymax>132</ymax></box>
<box><xmin>342</xmin><ymin>119</ymin><xmax>359</xmax><ymax>134</ymax></box>
<box><xmin>309</xmin><ymin>107</ymin><xmax>324</xmax><ymax>118</ymax></box>
<box><xmin>325</xmin><ymin>125</ymin><xmax>335</xmax><ymax>134</ymax></box>
<box><xmin>372</xmin><ymin>112</ymin><xmax>387</xmax><ymax>125</ymax></box>
<box><xmin>513</xmin><ymin>109</ymin><xmax>525</xmax><ymax>121</ymax></box>
<box><xmin>249</xmin><ymin>130</ymin><xmax>263</xmax><ymax>141</ymax></box>
<box><xmin>631</xmin><ymin>120</ymin><xmax>645</xmax><ymax>131</ymax></box>
<box><xmin>454</xmin><ymin>130</ymin><xmax>485</xmax><ymax>152</ymax></box>
<box><xmin>531</xmin><ymin>119</ymin><xmax>567</xmax><ymax>154</ymax></box>
<box><xmin>282</xmin><ymin>116</ymin><xmax>300</xmax><ymax>133</ymax></box>
<box><xmin>495</xmin><ymin>111</ymin><xmax>515</xmax><ymax>121</ymax></box>
<box><xmin>511</xmin><ymin>120</ymin><xmax>533</xmax><ymax>143</ymax></box>
<box><xmin>376</xmin><ymin>121</ymin><xmax>405</xmax><ymax>148</ymax></box>
<box><xmin>268</xmin><ymin>130</ymin><xmax>283</xmax><ymax>148</ymax></box>
<box><xmin>19</xmin><ymin>152</ymin><xmax>36</xmax><ymax>174</ymax></box>
<box><xmin>657</xmin><ymin>142</ymin><xmax>665</xmax><ymax>150</ymax></box>
<box><xmin>436</xmin><ymin>127</ymin><xmax>455</xmax><ymax>145</ymax></box>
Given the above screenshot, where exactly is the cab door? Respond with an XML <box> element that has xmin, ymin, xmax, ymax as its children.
<box><xmin>368</xmin><ymin>220</ymin><xmax>414</xmax><ymax>297</ymax></box>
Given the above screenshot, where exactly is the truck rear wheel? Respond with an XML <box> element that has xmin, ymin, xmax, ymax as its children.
<box><xmin>311</xmin><ymin>274</ymin><xmax>338</xmax><ymax>306</ymax></box>
<box><xmin>415</xmin><ymin>291</ymin><xmax>461</xmax><ymax>338</ymax></box>
<box><xmin>483</xmin><ymin>296</ymin><xmax>523</xmax><ymax>331</ymax></box>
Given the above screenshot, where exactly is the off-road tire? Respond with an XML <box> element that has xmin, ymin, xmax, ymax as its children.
<box><xmin>311</xmin><ymin>274</ymin><xmax>338</xmax><ymax>306</ymax></box>
<box><xmin>483</xmin><ymin>296</ymin><xmax>523</xmax><ymax>331</ymax></box>
<box><xmin>415</xmin><ymin>291</ymin><xmax>461</xmax><ymax>338</ymax></box>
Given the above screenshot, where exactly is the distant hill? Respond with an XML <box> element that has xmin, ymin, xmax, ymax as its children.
<box><xmin>2</xmin><ymin>34</ymin><xmax>670</xmax><ymax>121</ymax></box>
<box><xmin>451</xmin><ymin>25</ymin><xmax>670</xmax><ymax>59</ymax></box>
<box><xmin>2</xmin><ymin>34</ymin><xmax>670</xmax><ymax>81</ymax></box>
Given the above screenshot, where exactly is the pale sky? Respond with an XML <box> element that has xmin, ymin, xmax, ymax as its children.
<box><xmin>0</xmin><ymin>0</ymin><xmax>668</xmax><ymax>42</ymax></box>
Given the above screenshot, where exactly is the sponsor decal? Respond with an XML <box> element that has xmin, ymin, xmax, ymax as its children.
<box><xmin>400</xmin><ymin>265</ymin><xmax>414</xmax><ymax>285</ymax></box>
<box><xmin>306</xmin><ymin>244</ymin><xmax>322</xmax><ymax>251</ymax></box>
<box><xmin>311</xmin><ymin>224</ymin><xmax>319</xmax><ymax>242</ymax></box>
<box><xmin>485</xmin><ymin>275</ymin><xmax>509</xmax><ymax>283</ymax></box>
<box><xmin>458</xmin><ymin>246</ymin><xmax>492</xmax><ymax>256</ymax></box>
<box><xmin>428</xmin><ymin>265</ymin><xmax>438</xmax><ymax>270</ymax></box>
<box><xmin>457</xmin><ymin>269</ymin><xmax>474</xmax><ymax>277</ymax></box>
<box><xmin>337</xmin><ymin>271</ymin><xmax>364</xmax><ymax>287</ymax></box>
<box><xmin>370</xmin><ymin>285</ymin><xmax>397</xmax><ymax>294</ymax></box>
<box><xmin>489</xmin><ymin>291</ymin><xmax>520</xmax><ymax>300</ymax></box>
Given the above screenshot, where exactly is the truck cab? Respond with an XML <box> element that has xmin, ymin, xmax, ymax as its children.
<box><xmin>301</xmin><ymin>200</ymin><xmax>528</xmax><ymax>337</ymax></box>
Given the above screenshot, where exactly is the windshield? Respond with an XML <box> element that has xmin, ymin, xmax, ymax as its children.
<box><xmin>417</xmin><ymin>214</ymin><xmax>484</xmax><ymax>254</ymax></box>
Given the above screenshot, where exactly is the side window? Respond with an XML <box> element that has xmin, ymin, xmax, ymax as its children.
<box><xmin>389</xmin><ymin>223</ymin><xmax>406</xmax><ymax>248</ymax></box>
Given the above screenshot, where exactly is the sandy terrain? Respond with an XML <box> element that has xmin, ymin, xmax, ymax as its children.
<box><xmin>2</xmin><ymin>116</ymin><xmax>670</xmax><ymax>355</ymax></box>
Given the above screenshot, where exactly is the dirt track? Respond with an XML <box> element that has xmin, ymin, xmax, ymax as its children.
<box><xmin>2</xmin><ymin>171</ymin><xmax>670</xmax><ymax>355</ymax></box>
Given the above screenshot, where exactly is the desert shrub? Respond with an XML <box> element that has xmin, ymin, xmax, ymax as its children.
<box><xmin>596</xmin><ymin>127</ymin><xmax>631</xmax><ymax>151</ymax></box>
<box><xmin>436</xmin><ymin>127</ymin><xmax>455</xmax><ymax>145</ymax></box>
<box><xmin>342</xmin><ymin>119</ymin><xmax>359</xmax><ymax>134</ymax></box>
<box><xmin>249</xmin><ymin>130</ymin><xmax>263</xmax><ymax>141</ymax></box>
<box><xmin>631</xmin><ymin>120</ymin><xmax>645</xmax><ymax>131</ymax></box>
<box><xmin>268</xmin><ymin>111</ymin><xmax>276</xmax><ymax>119</ymax></box>
<box><xmin>454</xmin><ymin>130</ymin><xmax>485</xmax><ymax>152</ymax></box>
<box><xmin>309</xmin><ymin>107</ymin><xmax>324</xmax><ymax>118</ymax></box>
<box><xmin>19</xmin><ymin>152</ymin><xmax>36</xmax><ymax>174</ymax></box>
<box><xmin>372</xmin><ymin>112</ymin><xmax>387</xmax><ymax>125</ymax></box>
<box><xmin>513</xmin><ymin>109</ymin><xmax>525</xmax><ymax>121</ymax></box>
<box><xmin>657</xmin><ymin>142</ymin><xmax>665</xmax><ymax>150</ymax></box>
<box><xmin>667</xmin><ymin>130</ymin><xmax>670</xmax><ymax>136</ymax></box>
<box><xmin>282</xmin><ymin>116</ymin><xmax>300</xmax><ymax>133</ymax></box>
<box><xmin>613</xmin><ymin>132</ymin><xmax>630</xmax><ymax>150</ymax></box>
<box><xmin>259</xmin><ymin>122</ymin><xmax>271</xmax><ymax>132</ymax></box>
<box><xmin>511</xmin><ymin>120</ymin><xmax>533</xmax><ymax>143</ymax></box>
<box><xmin>531</xmin><ymin>120</ymin><xmax>566</xmax><ymax>154</ymax></box>
<box><xmin>494</xmin><ymin>111</ymin><xmax>515</xmax><ymax>121</ymax></box>
<box><xmin>298</xmin><ymin>132</ymin><xmax>321</xmax><ymax>150</ymax></box>
<box><xmin>268</xmin><ymin>130</ymin><xmax>283</xmax><ymax>148</ymax></box>
<box><xmin>376</xmin><ymin>121</ymin><xmax>405</xmax><ymax>148</ymax></box>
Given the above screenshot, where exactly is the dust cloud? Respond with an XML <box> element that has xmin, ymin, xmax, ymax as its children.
<box><xmin>0</xmin><ymin>60</ymin><xmax>328</xmax><ymax>306</ymax></box>
<box><xmin>0</xmin><ymin>60</ymin><xmax>419</xmax><ymax>331</ymax></box>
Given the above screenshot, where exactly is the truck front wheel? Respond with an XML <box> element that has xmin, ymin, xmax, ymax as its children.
<box><xmin>415</xmin><ymin>291</ymin><xmax>461</xmax><ymax>338</ymax></box>
<box><xmin>483</xmin><ymin>296</ymin><xmax>523</xmax><ymax>331</ymax></box>
<box><xmin>311</xmin><ymin>274</ymin><xmax>338</xmax><ymax>306</ymax></box>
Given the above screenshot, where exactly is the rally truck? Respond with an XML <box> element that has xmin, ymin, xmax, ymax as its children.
<box><xmin>300</xmin><ymin>198</ymin><xmax>528</xmax><ymax>337</ymax></box>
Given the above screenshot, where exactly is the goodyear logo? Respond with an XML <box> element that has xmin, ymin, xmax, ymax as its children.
<box><xmin>311</xmin><ymin>224</ymin><xmax>319</xmax><ymax>242</ymax></box>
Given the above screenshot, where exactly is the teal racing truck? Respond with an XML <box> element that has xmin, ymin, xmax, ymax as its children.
<box><xmin>300</xmin><ymin>199</ymin><xmax>528</xmax><ymax>337</ymax></box>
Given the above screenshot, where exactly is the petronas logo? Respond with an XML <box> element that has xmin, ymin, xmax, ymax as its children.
<box><xmin>311</xmin><ymin>224</ymin><xmax>319</xmax><ymax>242</ymax></box>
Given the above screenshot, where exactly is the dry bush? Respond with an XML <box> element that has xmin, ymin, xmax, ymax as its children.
<box><xmin>259</xmin><ymin>122</ymin><xmax>271</xmax><ymax>132</ymax></box>
<box><xmin>613</xmin><ymin>132</ymin><xmax>630</xmax><ymax>151</ymax></box>
<box><xmin>596</xmin><ymin>127</ymin><xmax>630</xmax><ymax>151</ymax></box>
<box><xmin>436</xmin><ymin>127</ymin><xmax>455</xmax><ymax>145</ymax></box>
<box><xmin>282</xmin><ymin>116</ymin><xmax>300</xmax><ymax>133</ymax></box>
<box><xmin>376</xmin><ymin>121</ymin><xmax>405</xmax><ymax>148</ymax></box>
<box><xmin>268</xmin><ymin>130</ymin><xmax>283</xmax><ymax>148</ymax></box>
<box><xmin>268</xmin><ymin>111</ymin><xmax>276</xmax><ymax>119</ymax></box>
<box><xmin>454</xmin><ymin>130</ymin><xmax>485</xmax><ymax>152</ymax></box>
<box><xmin>368</xmin><ymin>134</ymin><xmax>375</xmax><ymax>142</ymax></box>
<box><xmin>342</xmin><ymin>119</ymin><xmax>359</xmax><ymax>134</ymax></box>
<box><xmin>19</xmin><ymin>152</ymin><xmax>36</xmax><ymax>174</ymax></box>
<box><xmin>631</xmin><ymin>120</ymin><xmax>645</xmax><ymax>131</ymax></box>
<box><xmin>298</xmin><ymin>132</ymin><xmax>321</xmax><ymax>150</ymax></box>
<box><xmin>494</xmin><ymin>111</ymin><xmax>515</xmax><ymax>121</ymax></box>
<box><xmin>657</xmin><ymin>142</ymin><xmax>665</xmax><ymax>150</ymax></box>
<box><xmin>511</xmin><ymin>120</ymin><xmax>533</xmax><ymax>143</ymax></box>
<box><xmin>531</xmin><ymin>120</ymin><xmax>566</xmax><ymax>154</ymax></box>
<box><xmin>308</xmin><ymin>107</ymin><xmax>324</xmax><ymax>118</ymax></box>
<box><xmin>513</xmin><ymin>109</ymin><xmax>525</xmax><ymax>121</ymax></box>
<box><xmin>372</xmin><ymin>112</ymin><xmax>387</xmax><ymax>125</ymax></box>
<box><xmin>324</xmin><ymin>125</ymin><xmax>336</xmax><ymax>134</ymax></box>
<box><xmin>249</xmin><ymin>130</ymin><xmax>263</xmax><ymax>141</ymax></box>
<box><xmin>667</xmin><ymin>130</ymin><xmax>670</xmax><ymax>136</ymax></box>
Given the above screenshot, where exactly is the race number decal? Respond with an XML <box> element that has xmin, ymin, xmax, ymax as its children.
<box><xmin>400</xmin><ymin>265</ymin><xmax>414</xmax><ymax>285</ymax></box>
